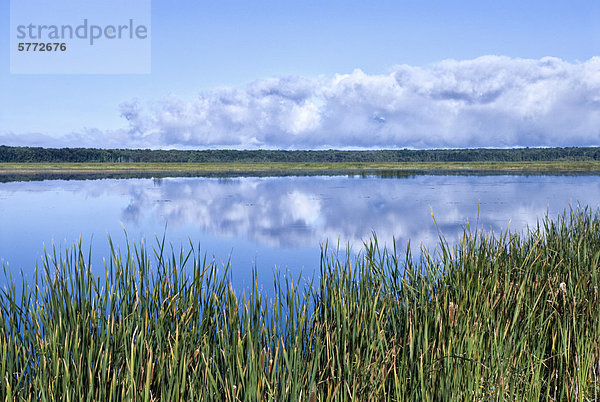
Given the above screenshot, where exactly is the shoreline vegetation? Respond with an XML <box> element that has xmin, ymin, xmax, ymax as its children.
<box><xmin>1</xmin><ymin>161</ymin><xmax>600</xmax><ymax>182</ymax></box>
<box><xmin>2</xmin><ymin>146</ymin><xmax>600</xmax><ymax>180</ymax></box>
<box><xmin>3</xmin><ymin>145</ymin><xmax>600</xmax><ymax>164</ymax></box>
<box><xmin>2</xmin><ymin>207</ymin><xmax>600</xmax><ymax>399</ymax></box>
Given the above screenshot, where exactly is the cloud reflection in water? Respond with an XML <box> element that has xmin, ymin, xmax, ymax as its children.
<box><xmin>119</xmin><ymin>175</ymin><xmax>600</xmax><ymax>252</ymax></box>
<box><xmin>1</xmin><ymin>174</ymin><xmax>599</xmax><ymax>287</ymax></box>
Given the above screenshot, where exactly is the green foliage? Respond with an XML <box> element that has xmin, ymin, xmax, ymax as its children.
<box><xmin>2</xmin><ymin>145</ymin><xmax>600</xmax><ymax>163</ymax></box>
<box><xmin>2</xmin><ymin>207</ymin><xmax>600</xmax><ymax>399</ymax></box>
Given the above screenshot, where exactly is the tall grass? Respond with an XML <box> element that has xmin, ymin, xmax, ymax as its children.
<box><xmin>1</xmin><ymin>206</ymin><xmax>600</xmax><ymax>400</ymax></box>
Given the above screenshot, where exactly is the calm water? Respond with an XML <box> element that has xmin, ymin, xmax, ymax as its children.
<box><xmin>1</xmin><ymin>174</ymin><xmax>599</xmax><ymax>289</ymax></box>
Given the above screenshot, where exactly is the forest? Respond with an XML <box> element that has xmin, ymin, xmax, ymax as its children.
<box><xmin>1</xmin><ymin>145</ymin><xmax>600</xmax><ymax>163</ymax></box>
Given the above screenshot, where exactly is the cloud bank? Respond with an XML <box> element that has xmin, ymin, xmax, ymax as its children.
<box><xmin>4</xmin><ymin>56</ymin><xmax>600</xmax><ymax>149</ymax></box>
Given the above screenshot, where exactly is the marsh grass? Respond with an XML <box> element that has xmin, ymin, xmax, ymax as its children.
<box><xmin>2</xmin><ymin>206</ymin><xmax>600</xmax><ymax>400</ymax></box>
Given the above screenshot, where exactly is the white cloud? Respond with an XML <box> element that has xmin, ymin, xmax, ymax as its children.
<box><xmin>3</xmin><ymin>56</ymin><xmax>600</xmax><ymax>149</ymax></box>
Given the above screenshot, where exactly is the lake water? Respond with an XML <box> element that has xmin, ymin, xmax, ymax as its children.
<box><xmin>1</xmin><ymin>174</ymin><xmax>599</xmax><ymax>289</ymax></box>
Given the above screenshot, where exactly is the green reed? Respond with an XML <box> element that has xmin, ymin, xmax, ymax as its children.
<box><xmin>1</xmin><ymin>206</ymin><xmax>600</xmax><ymax>400</ymax></box>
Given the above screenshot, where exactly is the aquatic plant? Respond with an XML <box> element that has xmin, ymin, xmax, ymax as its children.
<box><xmin>1</xmin><ymin>206</ymin><xmax>600</xmax><ymax>400</ymax></box>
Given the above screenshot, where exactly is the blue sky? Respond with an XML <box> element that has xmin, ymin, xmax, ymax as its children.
<box><xmin>1</xmin><ymin>0</ymin><xmax>599</xmax><ymax>149</ymax></box>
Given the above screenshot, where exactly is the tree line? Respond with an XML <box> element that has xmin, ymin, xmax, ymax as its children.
<box><xmin>2</xmin><ymin>146</ymin><xmax>600</xmax><ymax>163</ymax></box>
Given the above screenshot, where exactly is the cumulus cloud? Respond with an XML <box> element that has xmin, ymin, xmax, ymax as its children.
<box><xmin>115</xmin><ymin>56</ymin><xmax>600</xmax><ymax>149</ymax></box>
<box><xmin>0</xmin><ymin>128</ymin><xmax>161</xmax><ymax>149</ymax></box>
<box><xmin>4</xmin><ymin>56</ymin><xmax>600</xmax><ymax>149</ymax></box>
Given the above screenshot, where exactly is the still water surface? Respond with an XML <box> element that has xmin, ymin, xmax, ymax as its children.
<box><xmin>1</xmin><ymin>174</ymin><xmax>599</xmax><ymax>289</ymax></box>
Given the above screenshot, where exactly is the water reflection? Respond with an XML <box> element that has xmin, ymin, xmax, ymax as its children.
<box><xmin>1</xmin><ymin>175</ymin><xmax>599</xmax><ymax>286</ymax></box>
<box><xmin>118</xmin><ymin>175</ymin><xmax>600</xmax><ymax>250</ymax></box>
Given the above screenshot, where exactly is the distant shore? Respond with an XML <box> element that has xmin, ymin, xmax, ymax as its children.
<box><xmin>2</xmin><ymin>161</ymin><xmax>600</xmax><ymax>179</ymax></box>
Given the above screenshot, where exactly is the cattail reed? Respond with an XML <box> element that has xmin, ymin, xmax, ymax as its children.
<box><xmin>0</xmin><ymin>206</ymin><xmax>599</xmax><ymax>399</ymax></box>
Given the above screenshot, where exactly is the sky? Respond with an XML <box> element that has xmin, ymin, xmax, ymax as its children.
<box><xmin>1</xmin><ymin>0</ymin><xmax>599</xmax><ymax>149</ymax></box>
